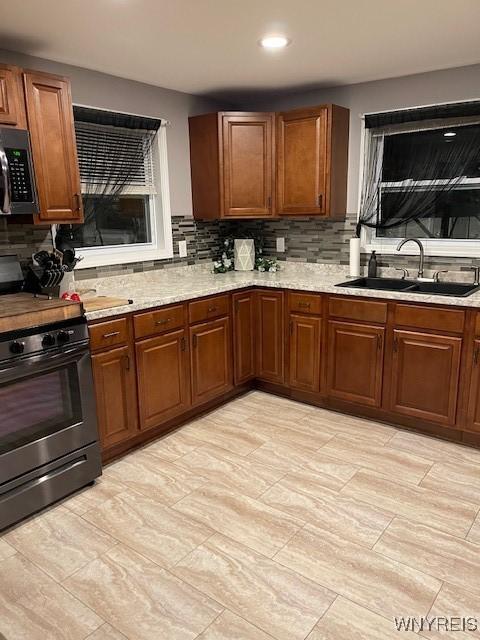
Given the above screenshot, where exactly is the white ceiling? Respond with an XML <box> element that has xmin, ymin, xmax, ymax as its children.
<box><xmin>2</xmin><ymin>0</ymin><xmax>480</xmax><ymax>101</ymax></box>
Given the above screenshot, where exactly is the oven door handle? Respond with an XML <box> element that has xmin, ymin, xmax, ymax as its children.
<box><xmin>0</xmin><ymin>342</ymin><xmax>89</xmax><ymax>378</ymax></box>
<box><xmin>0</xmin><ymin>144</ymin><xmax>11</xmax><ymax>215</ymax></box>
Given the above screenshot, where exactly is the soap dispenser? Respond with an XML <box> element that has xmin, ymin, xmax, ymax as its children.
<box><xmin>368</xmin><ymin>251</ymin><xmax>377</xmax><ymax>278</ymax></box>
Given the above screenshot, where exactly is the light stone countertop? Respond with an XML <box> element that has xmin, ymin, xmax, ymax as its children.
<box><xmin>81</xmin><ymin>262</ymin><xmax>480</xmax><ymax>321</ymax></box>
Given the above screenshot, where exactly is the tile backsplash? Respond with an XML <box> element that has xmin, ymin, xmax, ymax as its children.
<box><xmin>1</xmin><ymin>213</ymin><xmax>478</xmax><ymax>282</ymax></box>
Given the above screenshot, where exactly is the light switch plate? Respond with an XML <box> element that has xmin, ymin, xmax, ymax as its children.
<box><xmin>276</xmin><ymin>237</ymin><xmax>285</xmax><ymax>252</ymax></box>
<box><xmin>178</xmin><ymin>240</ymin><xmax>187</xmax><ymax>258</ymax></box>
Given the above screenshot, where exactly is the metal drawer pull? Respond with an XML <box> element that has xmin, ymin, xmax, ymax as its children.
<box><xmin>298</xmin><ymin>302</ymin><xmax>311</xmax><ymax>308</ymax></box>
<box><xmin>207</xmin><ymin>305</ymin><xmax>218</xmax><ymax>312</ymax></box>
<box><xmin>102</xmin><ymin>331</ymin><xmax>120</xmax><ymax>339</ymax></box>
<box><xmin>155</xmin><ymin>317</ymin><xmax>172</xmax><ymax>325</ymax></box>
<box><xmin>474</xmin><ymin>347</ymin><xmax>480</xmax><ymax>366</ymax></box>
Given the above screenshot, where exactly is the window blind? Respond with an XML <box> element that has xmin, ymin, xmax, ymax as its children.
<box><xmin>74</xmin><ymin>120</ymin><xmax>158</xmax><ymax>195</ymax></box>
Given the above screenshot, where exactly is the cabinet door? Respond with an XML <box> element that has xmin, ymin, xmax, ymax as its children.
<box><xmin>190</xmin><ymin>316</ymin><xmax>233</xmax><ymax>405</ymax></box>
<box><xmin>23</xmin><ymin>71</ymin><xmax>83</xmax><ymax>223</ymax></box>
<box><xmin>0</xmin><ymin>66</ymin><xmax>24</xmax><ymax>127</ymax></box>
<box><xmin>289</xmin><ymin>314</ymin><xmax>321</xmax><ymax>392</ymax></box>
<box><xmin>466</xmin><ymin>339</ymin><xmax>480</xmax><ymax>432</ymax></box>
<box><xmin>136</xmin><ymin>329</ymin><xmax>190</xmax><ymax>431</ymax></box>
<box><xmin>91</xmin><ymin>345</ymin><xmax>138</xmax><ymax>450</ymax></box>
<box><xmin>256</xmin><ymin>290</ymin><xmax>285</xmax><ymax>384</ymax></box>
<box><xmin>222</xmin><ymin>113</ymin><xmax>274</xmax><ymax>217</ymax></box>
<box><xmin>327</xmin><ymin>320</ymin><xmax>384</xmax><ymax>407</ymax></box>
<box><xmin>233</xmin><ymin>290</ymin><xmax>256</xmax><ymax>384</ymax></box>
<box><xmin>277</xmin><ymin>106</ymin><xmax>327</xmax><ymax>215</ymax></box>
<box><xmin>389</xmin><ymin>329</ymin><xmax>462</xmax><ymax>426</ymax></box>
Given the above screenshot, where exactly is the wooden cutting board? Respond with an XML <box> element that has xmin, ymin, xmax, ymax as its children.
<box><xmin>0</xmin><ymin>293</ymin><xmax>82</xmax><ymax>333</ymax></box>
<box><xmin>82</xmin><ymin>296</ymin><xmax>132</xmax><ymax>313</ymax></box>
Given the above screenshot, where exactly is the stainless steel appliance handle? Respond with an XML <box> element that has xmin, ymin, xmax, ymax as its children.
<box><xmin>0</xmin><ymin>145</ymin><xmax>11</xmax><ymax>215</ymax></box>
<box><xmin>0</xmin><ymin>342</ymin><xmax>89</xmax><ymax>375</ymax></box>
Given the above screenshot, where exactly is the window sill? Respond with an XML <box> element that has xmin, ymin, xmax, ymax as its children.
<box><xmin>363</xmin><ymin>237</ymin><xmax>480</xmax><ymax>258</ymax></box>
<box><xmin>75</xmin><ymin>244</ymin><xmax>174</xmax><ymax>269</ymax></box>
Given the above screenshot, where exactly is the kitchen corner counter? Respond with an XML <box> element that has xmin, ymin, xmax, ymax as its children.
<box><xmin>81</xmin><ymin>263</ymin><xmax>480</xmax><ymax>321</ymax></box>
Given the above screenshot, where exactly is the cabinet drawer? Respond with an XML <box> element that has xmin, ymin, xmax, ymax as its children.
<box><xmin>288</xmin><ymin>292</ymin><xmax>322</xmax><ymax>315</ymax></box>
<box><xmin>328</xmin><ymin>297</ymin><xmax>387</xmax><ymax>324</ymax></box>
<box><xmin>189</xmin><ymin>294</ymin><xmax>230</xmax><ymax>324</ymax></box>
<box><xmin>394</xmin><ymin>304</ymin><xmax>465</xmax><ymax>334</ymax></box>
<box><xmin>134</xmin><ymin>304</ymin><xmax>185</xmax><ymax>339</ymax></box>
<box><xmin>89</xmin><ymin>317</ymin><xmax>129</xmax><ymax>351</ymax></box>
<box><xmin>474</xmin><ymin>314</ymin><xmax>480</xmax><ymax>337</ymax></box>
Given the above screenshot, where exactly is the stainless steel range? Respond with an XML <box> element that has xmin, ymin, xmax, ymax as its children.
<box><xmin>0</xmin><ymin>259</ymin><xmax>101</xmax><ymax>531</ymax></box>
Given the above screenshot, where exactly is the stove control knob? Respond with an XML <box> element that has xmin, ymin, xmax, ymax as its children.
<box><xmin>42</xmin><ymin>334</ymin><xmax>56</xmax><ymax>347</ymax></box>
<box><xmin>57</xmin><ymin>330</ymin><xmax>71</xmax><ymax>344</ymax></box>
<box><xmin>10</xmin><ymin>340</ymin><xmax>25</xmax><ymax>354</ymax></box>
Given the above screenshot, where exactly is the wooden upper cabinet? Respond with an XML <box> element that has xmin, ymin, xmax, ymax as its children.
<box><xmin>23</xmin><ymin>71</ymin><xmax>83</xmax><ymax>223</ymax></box>
<box><xmin>388</xmin><ymin>329</ymin><xmax>462</xmax><ymax>427</ymax></box>
<box><xmin>91</xmin><ymin>344</ymin><xmax>138</xmax><ymax>450</ymax></box>
<box><xmin>135</xmin><ymin>329</ymin><xmax>191</xmax><ymax>431</ymax></box>
<box><xmin>256</xmin><ymin>289</ymin><xmax>285</xmax><ymax>384</ymax></box>
<box><xmin>326</xmin><ymin>320</ymin><xmax>385</xmax><ymax>407</ymax></box>
<box><xmin>232</xmin><ymin>290</ymin><xmax>256</xmax><ymax>385</ymax></box>
<box><xmin>189</xmin><ymin>111</ymin><xmax>275</xmax><ymax>219</ymax></box>
<box><xmin>222</xmin><ymin>114</ymin><xmax>274</xmax><ymax>217</ymax></box>
<box><xmin>0</xmin><ymin>65</ymin><xmax>26</xmax><ymax>128</ymax></box>
<box><xmin>277</xmin><ymin>104</ymin><xmax>349</xmax><ymax>217</ymax></box>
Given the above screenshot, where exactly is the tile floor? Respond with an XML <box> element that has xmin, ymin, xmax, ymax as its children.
<box><xmin>1</xmin><ymin>390</ymin><xmax>480</xmax><ymax>639</ymax></box>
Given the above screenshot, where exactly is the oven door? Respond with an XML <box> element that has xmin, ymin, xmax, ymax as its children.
<box><xmin>0</xmin><ymin>342</ymin><xmax>99</xmax><ymax>484</ymax></box>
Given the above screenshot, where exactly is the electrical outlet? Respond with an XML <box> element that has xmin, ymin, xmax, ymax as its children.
<box><xmin>178</xmin><ymin>240</ymin><xmax>187</xmax><ymax>258</ymax></box>
<box><xmin>276</xmin><ymin>237</ymin><xmax>285</xmax><ymax>252</ymax></box>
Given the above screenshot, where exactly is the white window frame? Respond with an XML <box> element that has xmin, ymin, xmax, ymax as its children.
<box><xmin>359</xmin><ymin>99</ymin><xmax>480</xmax><ymax>258</ymax></box>
<box><xmin>61</xmin><ymin>104</ymin><xmax>173</xmax><ymax>270</ymax></box>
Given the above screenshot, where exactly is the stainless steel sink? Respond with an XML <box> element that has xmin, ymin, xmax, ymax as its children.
<box><xmin>336</xmin><ymin>277</ymin><xmax>480</xmax><ymax>297</ymax></box>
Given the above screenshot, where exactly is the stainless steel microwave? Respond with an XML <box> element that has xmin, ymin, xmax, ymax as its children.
<box><xmin>0</xmin><ymin>127</ymin><xmax>38</xmax><ymax>215</ymax></box>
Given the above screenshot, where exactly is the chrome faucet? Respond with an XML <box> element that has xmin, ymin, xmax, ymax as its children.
<box><xmin>396</xmin><ymin>238</ymin><xmax>425</xmax><ymax>279</ymax></box>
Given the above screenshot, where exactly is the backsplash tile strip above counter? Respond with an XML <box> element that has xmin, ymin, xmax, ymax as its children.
<box><xmin>2</xmin><ymin>215</ymin><xmax>479</xmax><ymax>282</ymax></box>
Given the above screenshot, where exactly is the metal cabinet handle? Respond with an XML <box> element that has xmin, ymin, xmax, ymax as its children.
<box><xmin>207</xmin><ymin>305</ymin><xmax>218</xmax><ymax>313</ymax></box>
<box><xmin>289</xmin><ymin>320</ymin><xmax>294</xmax><ymax>335</ymax></box>
<box><xmin>181</xmin><ymin>337</ymin><xmax>186</xmax><ymax>351</ymax></box>
<box><xmin>73</xmin><ymin>193</ymin><xmax>81</xmax><ymax>212</ymax></box>
<box><xmin>377</xmin><ymin>334</ymin><xmax>383</xmax><ymax>350</ymax></box>
<box><xmin>474</xmin><ymin>346</ymin><xmax>480</xmax><ymax>366</ymax></box>
<box><xmin>0</xmin><ymin>146</ymin><xmax>11</xmax><ymax>214</ymax></box>
<box><xmin>102</xmin><ymin>331</ymin><xmax>120</xmax><ymax>339</ymax></box>
<box><xmin>298</xmin><ymin>302</ymin><xmax>311</xmax><ymax>309</ymax></box>
<box><xmin>317</xmin><ymin>194</ymin><xmax>323</xmax><ymax>209</ymax></box>
<box><xmin>123</xmin><ymin>354</ymin><xmax>130</xmax><ymax>371</ymax></box>
<box><xmin>192</xmin><ymin>334</ymin><xmax>197</xmax><ymax>348</ymax></box>
<box><xmin>393</xmin><ymin>337</ymin><xmax>398</xmax><ymax>352</ymax></box>
<box><xmin>155</xmin><ymin>317</ymin><xmax>172</xmax><ymax>325</ymax></box>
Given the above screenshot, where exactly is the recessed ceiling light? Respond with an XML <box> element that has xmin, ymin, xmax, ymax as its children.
<box><xmin>259</xmin><ymin>35</ymin><xmax>291</xmax><ymax>49</ymax></box>
<box><xmin>443</xmin><ymin>131</ymin><xmax>457</xmax><ymax>137</ymax></box>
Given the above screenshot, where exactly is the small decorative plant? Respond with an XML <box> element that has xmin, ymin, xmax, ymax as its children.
<box><xmin>255</xmin><ymin>257</ymin><xmax>279</xmax><ymax>272</ymax></box>
<box><xmin>213</xmin><ymin>238</ymin><xmax>234</xmax><ymax>273</ymax></box>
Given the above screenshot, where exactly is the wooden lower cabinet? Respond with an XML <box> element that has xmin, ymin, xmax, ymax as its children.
<box><xmin>190</xmin><ymin>316</ymin><xmax>233</xmax><ymax>405</ymax></box>
<box><xmin>388</xmin><ymin>329</ymin><xmax>462</xmax><ymax>426</ymax></box>
<box><xmin>289</xmin><ymin>314</ymin><xmax>321</xmax><ymax>392</ymax></box>
<box><xmin>135</xmin><ymin>329</ymin><xmax>190</xmax><ymax>431</ymax></box>
<box><xmin>91</xmin><ymin>345</ymin><xmax>138</xmax><ymax>449</ymax></box>
<box><xmin>466</xmin><ymin>339</ymin><xmax>480</xmax><ymax>432</ymax></box>
<box><xmin>232</xmin><ymin>290</ymin><xmax>256</xmax><ymax>384</ymax></box>
<box><xmin>326</xmin><ymin>320</ymin><xmax>385</xmax><ymax>407</ymax></box>
<box><xmin>256</xmin><ymin>289</ymin><xmax>285</xmax><ymax>383</ymax></box>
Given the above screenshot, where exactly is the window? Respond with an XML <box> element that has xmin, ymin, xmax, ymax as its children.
<box><xmin>57</xmin><ymin>106</ymin><xmax>173</xmax><ymax>268</ymax></box>
<box><xmin>360</xmin><ymin>102</ymin><xmax>480</xmax><ymax>257</ymax></box>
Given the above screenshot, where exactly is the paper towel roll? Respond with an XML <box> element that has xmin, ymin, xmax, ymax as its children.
<box><xmin>349</xmin><ymin>237</ymin><xmax>361</xmax><ymax>277</ymax></box>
